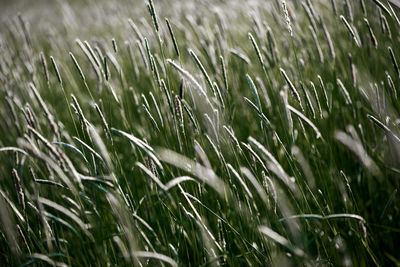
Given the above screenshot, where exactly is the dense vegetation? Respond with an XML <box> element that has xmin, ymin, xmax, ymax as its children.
<box><xmin>1</xmin><ymin>0</ymin><xmax>400</xmax><ymax>265</ymax></box>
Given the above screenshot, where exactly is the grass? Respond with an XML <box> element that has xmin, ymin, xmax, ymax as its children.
<box><xmin>0</xmin><ymin>0</ymin><xmax>400</xmax><ymax>265</ymax></box>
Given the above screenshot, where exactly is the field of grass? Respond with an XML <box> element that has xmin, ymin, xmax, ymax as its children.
<box><xmin>1</xmin><ymin>0</ymin><xmax>400</xmax><ymax>265</ymax></box>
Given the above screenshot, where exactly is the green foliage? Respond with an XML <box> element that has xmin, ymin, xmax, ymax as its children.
<box><xmin>0</xmin><ymin>0</ymin><xmax>400</xmax><ymax>266</ymax></box>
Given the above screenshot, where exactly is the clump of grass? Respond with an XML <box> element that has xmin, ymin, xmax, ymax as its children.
<box><xmin>0</xmin><ymin>1</ymin><xmax>400</xmax><ymax>266</ymax></box>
